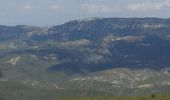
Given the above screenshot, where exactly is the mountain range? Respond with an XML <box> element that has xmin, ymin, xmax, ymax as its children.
<box><xmin>0</xmin><ymin>18</ymin><xmax>170</xmax><ymax>100</ymax></box>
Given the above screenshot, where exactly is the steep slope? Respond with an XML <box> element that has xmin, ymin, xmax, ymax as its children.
<box><xmin>1</xmin><ymin>18</ymin><xmax>170</xmax><ymax>73</ymax></box>
<box><xmin>0</xmin><ymin>18</ymin><xmax>170</xmax><ymax>99</ymax></box>
<box><xmin>46</xmin><ymin>18</ymin><xmax>170</xmax><ymax>72</ymax></box>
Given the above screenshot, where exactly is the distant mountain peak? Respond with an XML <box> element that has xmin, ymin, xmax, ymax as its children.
<box><xmin>76</xmin><ymin>17</ymin><xmax>100</xmax><ymax>22</ymax></box>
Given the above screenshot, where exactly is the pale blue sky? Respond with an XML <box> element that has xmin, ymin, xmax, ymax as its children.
<box><xmin>0</xmin><ymin>0</ymin><xmax>170</xmax><ymax>26</ymax></box>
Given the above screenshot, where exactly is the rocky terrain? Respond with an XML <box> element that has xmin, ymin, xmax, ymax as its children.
<box><xmin>0</xmin><ymin>18</ymin><xmax>170</xmax><ymax>100</ymax></box>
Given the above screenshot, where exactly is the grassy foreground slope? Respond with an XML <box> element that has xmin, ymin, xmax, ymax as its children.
<box><xmin>58</xmin><ymin>95</ymin><xmax>170</xmax><ymax>100</ymax></box>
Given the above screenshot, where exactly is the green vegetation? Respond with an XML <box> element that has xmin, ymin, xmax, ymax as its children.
<box><xmin>1</xmin><ymin>18</ymin><xmax>170</xmax><ymax>100</ymax></box>
<box><xmin>0</xmin><ymin>97</ymin><xmax>5</xmax><ymax>100</ymax></box>
<box><xmin>58</xmin><ymin>95</ymin><xmax>170</xmax><ymax>100</ymax></box>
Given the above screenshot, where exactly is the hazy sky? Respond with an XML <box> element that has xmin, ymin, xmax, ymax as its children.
<box><xmin>0</xmin><ymin>0</ymin><xmax>170</xmax><ymax>26</ymax></box>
